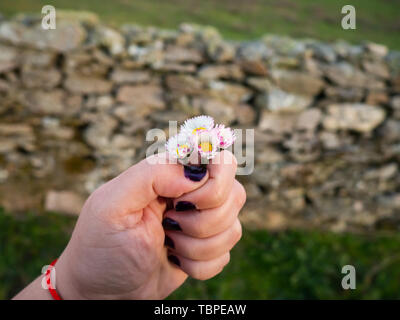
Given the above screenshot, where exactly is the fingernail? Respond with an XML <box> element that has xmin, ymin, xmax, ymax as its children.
<box><xmin>184</xmin><ymin>165</ymin><xmax>207</xmax><ymax>182</ymax></box>
<box><xmin>175</xmin><ymin>201</ymin><xmax>196</xmax><ymax>212</ymax></box>
<box><xmin>168</xmin><ymin>255</ymin><xmax>181</xmax><ymax>267</ymax></box>
<box><xmin>162</xmin><ymin>218</ymin><xmax>182</xmax><ymax>231</ymax></box>
<box><xmin>164</xmin><ymin>235</ymin><xmax>175</xmax><ymax>249</ymax></box>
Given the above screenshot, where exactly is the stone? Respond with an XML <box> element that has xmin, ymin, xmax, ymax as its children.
<box><xmin>0</xmin><ymin>20</ymin><xmax>86</xmax><ymax>52</ymax></box>
<box><xmin>43</xmin><ymin>126</ymin><xmax>75</xmax><ymax>140</ymax></box>
<box><xmin>127</xmin><ymin>42</ymin><xmax>163</xmax><ymax>65</ymax></box>
<box><xmin>365</xmin><ymin>91</ymin><xmax>389</xmax><ymax>105</ymax></box>
<box><xmin>320</xmin><ymin>131</ymin><xmax>341</xmax><ymax>149</ymax></box>
<box><xmin>0</xmin><ymin>124</ymin><xmax>35</xmax><ymax>153</ymax></box>
<box><xmin>391</xmin><ymin>96</ymin><xmax>400</xmax><ymax>109</ymax></box>
<box><xmin>270</xmin><ymin>69</ymin><xmax>325</xmax><ymax>96</ymax></box>
<box><xmin>302</xmin><ymin>56</ymin><xmax>323</xmax><ymax>77</ymax></box>
<box><xmin>0</xmin><ymin>169</ymin><xmax>8</xmax><ymax>183</ymax></box>
<box><xmin>164</xmin><ymin>46</ymin><xmax>203</xmax><ymax>63</ymax></box>
<box><xmin>110</xmin><ymin>134</ymin><xmax>136</xmax><ymax>149</ymax></box>
<box><xmin>390</xmin><ymin>95</ymin><xmax>400</xmax><ymax>118</ymax></box>
<box><xmin>255</xmin><ymin>147</ymin><xmax>285</xmax><ymax>164</ymax></box>
<box><xmin>116</xmin><ymin>85</ymin><xmax>166</xmax><ymax>110</ymax></box>
<box><xmin>296</xmin><ymin>108</ymin><xmax>322</xmax><ymax>131</ymax></box>
<box><xmin>237</xmin><ymin>41</ymin><xmax>273</xmax><ymax>61</ymax></box>
<box><xmin>45</xmin><ymin>190</ymin><xmax>85</xmax><ymax>215</ymax></box>
<box><xmin>386</xmin><ymin>51</ymin><xmax>400</xmax><ymax>77</ymax></box>
<box><xmin>0</xmin><ymin>79</ymin><xmax>10</xmax><ymax>92</ymax></box>
<box><xmin>65</xmin><ymin>75</ymin><xmax>113</xmax><ymax>94</ymax></box>
<box><xmin>111</xmin><ymin>68</ymin><xmax>151</xmax><ymax>84</ymax></box>
<box><xmin>364</xmin><ymin>42</ymin><xmax>388</xmax><ymax>58</ymax></box>
<box><xmin>379</xmin><ymin>120</ymin><xmax>400</xmax><ymax>142</ymax></box>
<box><xmin>392</xmin><ymin>75</ymin><xmax>400</xmax><ymax>93</ymax></box>
<box><xmin>365</xmin><ymin>163</ymin><xmax>398</xmax><ymax>180</ymax></box>
<box><xmin>165</xmin><ymin>75</ymin><xmax>204</xmax><ymax>95</ymax></box>
<box><xmin>308</xmin><ymin>42</ymin><xmax>337</xmax><ymax>63</ymax></box>
<box><xmin>234</xmin><ymin>104</ymin><xmax>257</xmax><ymax>125</ymax></box>
<box><xmin>322</xmin><ymin>62</ymin><xmax>385</xmax><ymax>90</ymax></box>
<box><xmin>270</xmin><ymin>56</ymin><xmax>300</xmax><ymax>69</ymax></box>
<box><xmin>114</xmin><ymin>104</ymin><xmax>156</xmax><ymax>121</ymax></box>
<box><xmin>324</xmin><ymin>86</ymin><xmax>364</xmax><ymax>102</ymax></box>
<box><xmin>198</xmin><ymin>64</ymin><xmax>243</xmax><ymax>80</ymax></box>
<box><xmin>149</xmin><ymin>110</ymin><xmax>188</xmax><ymax>124</ymax></box>
<box><xmin>84</xmin><ymin>95</ymin><xmax>114</xmax><ymax>111</ymax></box>
<box><xmin>21</xmin><ymin>67</ymin><xmax>61</xmax><ymax>89</ymax></box>
<box><xmin>95</xmin><ymin>26</ymin><xmax>125</xmax><ymax>55</ymax></box>
<box><xmin>239</xmin><ymin>60</ymin><xmax>268</xmax><ymax>76</ymax></box>
<box><xmin>84</xmin><ymin>114</ymin><xmax>118</xmax><ymax>150</ymax></box>
<box><xmin>323</xmin><ymin>103</ymin><xmax>386</xmax><ymax>133</ymax></box>
<box><xmin>153</xmin><ymin>63</ymin><xmax>196</xmax><ymax>73</ymax></box>
<box><xmin>20</xmin><ymin>49</ymin><xmax>56</xmax><ymax>67</ymax></box>
<box><xmin>18</xmin><ymin>90</ymin><xmax>65</xmax><ymax>115</ymax></box>
<box><xmin>255</xmin><ymin>87</ymin><xmax>312</xmax><ymax>113</ymax></box>
<box><xmin>207</xmin><ymin>81</ymin><xmax>252</xmax><ymax>104</ymax></box>
<box><xmin>207</xmin><ymin>41</ymin><xmax>236</xmax><ymax>62</ymax></box>
<box><xmin>378</xmin><ymin>194</ymin><xmax>400</xmax><ymax>209</ymax></box>
<box><xmin>263</xmin><ymin>34</ymin><xmax>306</xmax><ymax>57</ymax></box>
<box><xmin>0</xmin><ymin>123</ymin><xmax>33</xmax><ymax>136</ymax></box>
<box><xmin>246</xmin><ymin>77</ymin><xmax>273</xmax><ymax>91</ymax></box>
<box><xmin>0</xmin><ymin>139</ymin><xmax>17</xmax><ymax>153</ymax></box>
<box><xmin>258</xmin><ymin>111</ymin><xmax>297</xmax><ymax>133</ymax></box>
<box><xmin>192</xmin><ymin>98</ymin><xmax>236</xmax><ymax>124</ymax></box>
<box><xmin>0</xmin><ymin>44</ymin><xmax>18</xmax><ymax>72</ymax></box>
<box><xmin>362</xmin><ymin>60</ymin><xmax>390</xmax><ymax>79</ymax></box>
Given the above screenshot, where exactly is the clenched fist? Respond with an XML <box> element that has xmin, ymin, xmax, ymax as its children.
<box><xmin>15</xmin><ymin>150</ymin><xmax>246</xmax><ymax>300</ymax></box>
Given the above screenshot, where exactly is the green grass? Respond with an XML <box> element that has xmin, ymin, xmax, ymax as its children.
<box><xmin>2</xmin><ymin>208</ymin><xmax>400</xmax><ymax>300</ymax></box>
<box><xmin>0</xmin><ymin>0</ymin><xmax>400</xmax><ymax>49</ymax></box>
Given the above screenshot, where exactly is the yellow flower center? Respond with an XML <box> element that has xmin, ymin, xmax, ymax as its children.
<box><xmin>176</xmin><ymin>144</ymin><xmax>189</xmax><ymax>155</ymax></box>
<box><xmin>192</xmin><ymin>127</ymin><xmax>206</xmax><ymax>134</ymax></box>
<box><xmin>199</xmin><ymin>141</ymin><xmax>212</xmax><ymax>153</ymax></box>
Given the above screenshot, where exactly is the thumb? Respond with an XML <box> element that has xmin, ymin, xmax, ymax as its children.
<box><xmin>92</xmin><ymin>153</ymin><xmax>208</xmax><ymax>219</ymax></box>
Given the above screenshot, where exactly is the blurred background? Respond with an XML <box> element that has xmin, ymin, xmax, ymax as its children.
<box><xmin>1</xmin><ymin>0</ymin><xmax>400</xmax><ymax>299</ymax></box>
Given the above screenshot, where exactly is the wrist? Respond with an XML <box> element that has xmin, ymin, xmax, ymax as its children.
<box><xmin>54</xmin><ymin>250</ymin><xmax>85</xmax><ymax>300</ymax></box>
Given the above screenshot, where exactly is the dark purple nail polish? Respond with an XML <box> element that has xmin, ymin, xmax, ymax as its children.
<box><xmin>175</xmin><ymin>201</ymin><xmax>196</xmax><ymax>212</ymax></box>
<box><xmin>184</xmin><ymin>165</ymin><xmax>207</xmax><ymax>182</ymax></box>
<box><xmin>168</xmin><ymin>255</ymin><xmax>181</xmax><ymax>267</ymax></box>
<box><xmin>164</xmin><ymin>235</ymin><xmax>175</xmax><ymax>249</ymax></box>
<box><xmin>162</xmin><ymin>218</ymin><xmax>182</xmax><ymax>231</ymax></box>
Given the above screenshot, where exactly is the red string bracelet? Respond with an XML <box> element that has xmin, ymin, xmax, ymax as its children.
<box><xmin>45</xmin><ymin>259</ymin><xmax>63</xmax><ymax>300</ymax></box>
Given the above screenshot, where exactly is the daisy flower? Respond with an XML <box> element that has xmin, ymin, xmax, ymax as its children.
<box><xmin>215</xmin><ymin>124</ymin><xmax>236</xmax><ymax>149</ymax></box>
<box><xmin>181</xmin><ymin>115</ymin><xmax>214</xmax><ymax>136</ymax></box>
<box><xmin>193</xmin><ymin>129</ymin><xmax>219</xmax><ymax>160</ymax></box>
<box><xmin>165</xmin><ymin>133</ymin><xmax>193</xmax><ymax>160</ymax></box>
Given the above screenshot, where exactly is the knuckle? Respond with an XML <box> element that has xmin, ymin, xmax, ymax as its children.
<box><xmin>191</xmin><ymin>264</ymin><xmax>212</xmax><ymax>281</ymax></box>
<box><xmin>192</xmin><ymin>242</ymin><xmax>210</xmax><ymax>260</ymax></box>
<box><xmin>238</xmin><ymin>183</ymin><xmax>247</xmax><ymax>207</ymax></box>
<box><xmin>209</xmin><ymin>186</ymin><xmax>226</xmax><ymax>207</ymax></box>
<box><xmin>234</xmin><ymin>182</ymin><xmax>247</xmax><ymax>208</ymax></box>
<box><xmin>232</xmin><ymin>220</ymin><xmax>243</xmax><ymax>244</ymax></box>
<box><xmin>192</xmin><ymin>220</ymin><xmax>210</xmax><ymax>238</ymax></box>
<box><xmin>223</xmin><ymin>252</ymin><xmax>231</xmax><ymax>267</ymax></box>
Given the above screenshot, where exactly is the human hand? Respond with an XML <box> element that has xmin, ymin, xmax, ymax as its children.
<box><xmin>55</xmin><ymin>150</ymin><xmax>246</xmax><ymax>299</ymax></box>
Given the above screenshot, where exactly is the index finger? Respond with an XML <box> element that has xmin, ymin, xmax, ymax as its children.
<box><xmin>172</xmin><ymin>150</ymin><xmax>237</xmax><ymax>210</ymax></box>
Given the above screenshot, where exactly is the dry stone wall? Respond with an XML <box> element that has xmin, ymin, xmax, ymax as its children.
<box><xmin>1</xmin><ymin>12</ymin><xmax>400</xmax><ymax>232</ymax></box>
